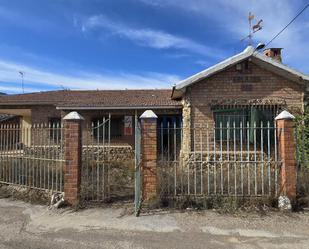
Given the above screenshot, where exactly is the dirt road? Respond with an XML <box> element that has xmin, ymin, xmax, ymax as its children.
<box><xmin>1</xmin><ymin>198</ymin><xmax>309</xmax><ymax>249</ymax></box>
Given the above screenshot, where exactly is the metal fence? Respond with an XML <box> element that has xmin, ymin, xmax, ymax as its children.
<box><xmin>81</xmin><ymin>116</ymin><xmax>136</xmax><ymax>202</ymax></box>
<box><xmin>158</xmin><ymin>121</ymin><xmax>282</xmax><ymax>198</ymax></box>
<box><xmin>0</xmin><ymin>123</ymin><xmax>64</xmax><ymax>192</ymax></box>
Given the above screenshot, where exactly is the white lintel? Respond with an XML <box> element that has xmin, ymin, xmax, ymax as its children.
<box><xmin>140</xmin><ymin>110</ymin><xmax>158</xmax><ymax>119</ymax></box>
<box><xmin>275</xmin><ymin>110</ymin><xmax>295</xmax><ymax>120</ymax></box>
<box><xmin>63</xmin><ymin>111</ymin><xmax>85</xmax><ymax>120</ymax></box>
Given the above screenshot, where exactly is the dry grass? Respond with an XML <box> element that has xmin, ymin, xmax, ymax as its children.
<box><xmin>80</xmin><ymin>159</ymin><xmax>135</xmax><ymax>203</ymax></box>
<box><xmin>0</xmin><ymin>183</ymin><xmax>51</xmax><ymax>205</ymax></box>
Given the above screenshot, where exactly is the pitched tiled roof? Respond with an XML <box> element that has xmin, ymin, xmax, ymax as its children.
<box><xmin>0</xmin><ymin>89</ymin><xmax>181</xmax><ymax>109</ymax></box>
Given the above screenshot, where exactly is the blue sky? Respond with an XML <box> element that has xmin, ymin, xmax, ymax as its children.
<box><xmin>0</xmin><ymin>0</ymin><xmax>308</xmax><ymax>94</ymax></box>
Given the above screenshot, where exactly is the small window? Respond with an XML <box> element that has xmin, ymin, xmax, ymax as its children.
<box><xmin>92</xmin><ymin>117</ymin><xmax>123</xmax><ymax>141</ymax></box>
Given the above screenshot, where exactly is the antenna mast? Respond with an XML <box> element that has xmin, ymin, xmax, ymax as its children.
<box><xmin>248</xmin><ymin>12</ymin><xmax>253</xmax><ymax>45</ymax></box>
<box><xmin>19</xmin><ymin>71</ymin><xmax>25</xmax><ymax>94</ymax></box>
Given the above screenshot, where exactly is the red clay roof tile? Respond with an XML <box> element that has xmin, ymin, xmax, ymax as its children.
<box><xmin>0</xmin><ymin>89</ymin><xmax>181</xmax><ymax>108</ymax></box>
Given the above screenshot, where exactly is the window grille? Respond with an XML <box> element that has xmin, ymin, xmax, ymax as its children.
<box><xmin>214</xmin><ymin>105</ymin><xmax>279</xmax><ymax>142</ymax></box>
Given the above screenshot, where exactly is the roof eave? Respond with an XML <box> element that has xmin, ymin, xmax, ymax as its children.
<box><xmin>0</xmin><ymin>103</ymin><xmax>57</xmax><ymax>107</ymax></box>
<box><xmin>174</xmin><ymin>46</ymin><xmax>255</xmax><ymax>91</ymax></box>
<box><xmin>253</xmin><ymin>53</ymin><xmax>309</xmax><ymax>83</ymax></box>
<box><xmin>171</xmin><ymin>87</ymin><xmax>186</xmax><ymax>99</ymax></box>
<box><xmin>56</xmin><ymin>105</ymin><xmax>183</xmax><ymax>110</ymax></box>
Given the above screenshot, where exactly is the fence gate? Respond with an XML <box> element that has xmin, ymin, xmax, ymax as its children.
<box><xmin>81</xmin><ymin>115</ymin><xmax>139</xmax><ymax>204</ymax></box>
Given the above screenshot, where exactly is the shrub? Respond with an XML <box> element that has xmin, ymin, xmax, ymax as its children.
<box><xmin>295</xmin><ymin>106</ymin><xmax>309</xmax><ymax>167</ymax></box>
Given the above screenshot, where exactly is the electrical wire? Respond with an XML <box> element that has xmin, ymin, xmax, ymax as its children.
<box><xmin>265</xmin><ymin>3</ymin><xmax>309</xmax><ymax>48</ymax></box>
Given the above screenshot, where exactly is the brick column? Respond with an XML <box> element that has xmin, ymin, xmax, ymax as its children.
<box><xmin>63</xmin><ymin>111</ymin><xmax>84</xmax><ymax>206</ymax></box>
<box><xmin>181</xmin><ymin>97</ymin><xmax>191</xmax><ymax>153</ymax></box>
<box><xmin>275</xmin><ymin>110</ymin><xmax>296</xmax><ymax>201</ymax></box>
<box><xmin>140</xmin><ymin>110</ymin><xmax>158</xmax><ymax>201</ymax></box>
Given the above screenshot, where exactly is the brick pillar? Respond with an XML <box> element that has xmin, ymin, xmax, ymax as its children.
<box><xmin>63</xmin><ymin>111</ymin><xmax>84</xmax><ymax>206</ymax></box>
<box><xmin>140</xmin><ymin>110</ymin><xmax>158</xmax><ymax>201</ymax></box>
<box><xmin>181</xmin><ymin>97</ymin><xmax>191</xmax><ymax>153</ymax></box>
<box><xmin>275</xmin><ymin>110</ymin><xmax>296</xmax><ymax>201</ymax></box>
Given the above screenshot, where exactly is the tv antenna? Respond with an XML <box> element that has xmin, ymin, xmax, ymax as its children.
<box><xmin>241</xmin><ymin>12</ymin><xmax>263</xmax><ymax>45</ymax></box>
<box><xmin>19</xmin><ymin>71</ymin><xmax>25</xmax><ymax>93</ymax></box>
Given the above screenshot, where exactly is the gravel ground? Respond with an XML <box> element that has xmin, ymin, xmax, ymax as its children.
<box><xmin>1</xmin><ymin>198</ymin><xmax>309</xmax><ymax>249</ymax></box>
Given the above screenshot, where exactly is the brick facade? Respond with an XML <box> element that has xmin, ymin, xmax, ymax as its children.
<box><xmin>31</xmin><ymin>105</ymin><xmax>63</xmax><ymax>124</ymax></box>
<box><xmin>186</xmin><ymin>61</ymin><xmax>304</xmax><ymax>129</ymax></box>
<box><xmin>180</xmin><ymin>60</ymin><xmax>304</xmax><ymax>152</ymax></box>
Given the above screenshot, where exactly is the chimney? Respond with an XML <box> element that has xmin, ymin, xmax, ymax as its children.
<box><xmin>263</xmin><ymin>48</ymin><xmax>283</xmax><ymax>63</ymax></box>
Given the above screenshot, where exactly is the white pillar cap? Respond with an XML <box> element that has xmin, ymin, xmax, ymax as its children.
<box><xmin>140</xmin><ymin>110</ymin><xmax>158</xmax><ymax>119</ymax></box>
<box><xmin>63</xmin><ymin>111</ymin><xmax>84</xmax><ymax>120</ymax></box>
<box><xmin>275</xmin><ymin>110</ymin><xmax>295</xmax><ymax>121</ymax></box>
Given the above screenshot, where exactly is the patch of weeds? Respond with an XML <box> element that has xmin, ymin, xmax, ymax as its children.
<box><xmin>143</xmin><ymin>195</ymin><xmax>163</xmax><ymax>209</ymax></box>
<box><xmin>150</xmin><ymin>195</ymin><xmax>280</xmax><ymax>215</ymax></box>
<box><xmin>71</xmin><ymin>201</ymin><xmax>86</xmax><ymax>211</ymax></box>
<box><xmin>0</xmin><ymin>184</ymin><xmax>51</xmax><ymax>205</ymax></box>
<box><xmin>215</xmin><ymin>197</ymin><xmax>239</xmax><ymax>213</ymax></box>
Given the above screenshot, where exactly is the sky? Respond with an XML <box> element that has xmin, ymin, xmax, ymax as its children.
<box><xmin>0</xmin><ymin>0</ymin><xmax>308</xmax><ymax>94</ymax></box>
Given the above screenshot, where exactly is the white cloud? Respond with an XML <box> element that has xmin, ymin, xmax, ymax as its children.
<box><xmin>138</xmin><ymin>0</ymin><xmax>309</xmax><ymax>73</ymax></box>
<box><xmin>0</xmin><ymin>59</ymin><xmax>181</xmax><ymax>93</ymax></box>
<box><xmin>81</xmin><ymin>15</ymin><xmax>225</xmax><ymax>59</ymax></box>
<box><xmin>0</xmin><ymin>85</ymin><xmax>41</xmax><ymax>94</ymax></box>
<box><xmin>138</xmin><ymin>0</ymin><xmax>295</xmax><ymax>42</ymax></box>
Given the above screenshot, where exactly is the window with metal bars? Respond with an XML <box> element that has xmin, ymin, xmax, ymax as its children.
<box><xmin>214</xmin><ymin>109</ymin><xmax>248</xmax><ymax>141</ymax></box>
<box><xmin>214</xmin><ymin>106</ymin><xmax>278</xmax><ymax>142</ymax></box>
<box><xmin>91</xmin><ymin>117</ymin><xmax>122</xmax><ymax>141</ymax></box>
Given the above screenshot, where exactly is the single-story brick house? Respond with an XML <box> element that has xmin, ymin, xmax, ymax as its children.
<box><xmin>171</xmin><ymin>46</ymin><xmax>308</xmax><ymax>151</ymax></box>
<box><xmin>0</xmin><ymin>46</ymin><xmax>308</xmax><ymax>150</ymax></box>
<box><xmin>0</xmin><ymin>90</ymin><xmax>182</xmax><ymax>147</ymax></box>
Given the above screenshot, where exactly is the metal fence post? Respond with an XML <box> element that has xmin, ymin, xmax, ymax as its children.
<box><xmin>140</xmin><ymin>110</ymin><xmax>158</xmax><ymax>201</ymax></box>
<box><xmin>275</xmin><ymin>110</ymin><xmax>296</xmax><ymax>201</ymax></box>
<box><xmin>63</xmin><ymin>111</ymin><xmax>84</xmax><ymax>206</ymax></box>
<box><xmin>134</xmin><ymin>114</ymin><xmax>141</xmax><ymax>216</ymax></box>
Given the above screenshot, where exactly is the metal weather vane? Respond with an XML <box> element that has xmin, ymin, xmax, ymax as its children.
<box><xmin>241</xmin><ymin>12</ymin><xmax>263</xmax><ymax>45</ymax></box>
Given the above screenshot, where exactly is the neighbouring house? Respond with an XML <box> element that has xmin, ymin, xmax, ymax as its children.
<box><xmin>0</xmin><ymin>89</ymin><xmax>182</xmax><ymax>148</ymax></box>
<box><xmin>0</xmin><ymin>46</ymin><xmax>308</xmax><ymax>152</ymax></box>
